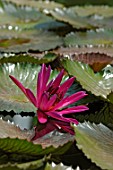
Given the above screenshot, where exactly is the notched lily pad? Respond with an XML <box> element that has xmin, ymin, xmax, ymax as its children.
<box><xmin>64</xmin><ymin>30</ymin><xmax>113</xmax><ymax>47</ymax></box>
<box><xmin>0</xmin><ymin>29</ymin><xmax>63</xmax><ymax>53</ymax></box>
<box><xmin>0</xmin><ymin>118</ymin><xmax>34</xmax><ymax>140</ymax></box>
<box><xmin>62</xmin><ymin>59</ymin><xmax>113</xmax><ymax>98</ymax></box>
<box><xmin>74</xmin><ymin>122</ymin><xmax>113</xmax><ymax>170</ymax></box>
<box><xmin>71</xmin><ymin>52</ymin><xmax>113</xmax><ymax>72</ymax></box>
<box><xmin>33</xmin><ymin>131</ymin><xmax>74</xmax><ymax>149</ymax></box>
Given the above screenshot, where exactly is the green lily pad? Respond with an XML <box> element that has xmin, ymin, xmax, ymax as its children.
<box><xmin>50</xmin><ymin>8</ymin><xmax>93</xmax><ymax>29</ymax></box>
<box><xmin>76</xmin><ymin>101</ymin><xmax>113</xmax><ymax>126</ymax></box>
<box><xmin>0</xmin><ymin>1</ymin><xmax>56</xmax><ymax>30</ymax></box>
<box><xmin>74</xmin><ymin>122</ymin><xmax>113</xmax><ymax>170</ymax></box>
<box><xmin>62</xmin><ymin>59</ymin><xmax>113</xmax><ymax>98</ymax></box>
<box><xmin>4</xmin><ymin>0</ymin><xmax>63</xmax><ymax>10</ymax></box>
<box><xmin>0</xmin><ymin>63</ymin><xmax>70</xmax><ymax>113</ymax></box>
<box><xmin>71</xmin><ymin>6</ymin><xmax>113</xmax><ymax>17</ymax></box>
<box><xmin>0</xmin><ymin>118</ymin><xmax>34</xmax><ymax>140</ymax></box>
<box><xmin>64</xmin><ymin>30</ymin><xmax>113</xmax><ymax>47</ymax></box>
<box><xmin>0</xmin><ymin>29</ymin><xmax>63</xmax><ymax>53</ymax></box>
<box><xmin>45</xmin><ymin>162</ymin><xmax>75</xmax><ymax>170</ymax></box>
<box><xmin>0</xmin><ymin>52</ymin><xmax>57</xmax><ymax>64</ymax></box>
<box><xmin>0</xmin><ymin>158</ymin><xmax>44</xmax><ymax>170</ymax></box>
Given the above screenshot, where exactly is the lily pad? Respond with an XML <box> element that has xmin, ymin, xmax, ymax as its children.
<box><xmin>4</xmin><ymin>0</ymin><xmax>64</xmax><ymax>11</ymax></box>
<box><xmin>74</xmin><ymin>122</ymin><xmax>113</xmax><ymax>170</ymax></box>
<box><xmin>0</xmin><ymin>52</ymin><xmax>57</xmax><ymax>64</ymax></box>
<box><xmin>54</xmin><ymin>46</ymin><xmax>113</xmax><ymax>60</ymax></box>
<box><xmin>50</xmin><ymin>8</ymin><xmax>93</xmax><ymax>29</ymax></box>
<box><xmin>62</xmin><ymin>59</ymin><xmax>113</xmax><ymax>98</ymax></box>
<box><xmin>0</xmin><ymin>158</ymin><xmax>44</xmax><ymax>170</ymax></box>
<box><xmin>71</xmin><ymin>6</ymin><xmax>113</xmax><ymax>17</ymax></box>
<box><xmin>0</xmin><ymin>29</ymin><xmax>63</xmax><ymax>53</ymax></box>
<box><xmin>45</xmin><ymin>162</ymin><xmax>75</xmax><ymax>170</ymax></box>
<box><xmin>64</xmin><ymin>30</ymin><xmax>113</xmax><ymax>47</ymax></box>
<box><xmin>70</xmin><ymin>52</ymin><xmax>113</xmax><ymax>72</ymax></box>
<box><xmin>0</xmin><ymin>63</ymin><xmax>70</xmax><ymax>113</ymax></box>
<box><xmin>0</xmin><ymin>1</ymin><xmax>56</xmax><ymax>30</ymax></box>
<box><xmin>0</xmin><ymin>118</ymin><xmax>34</xmax><ymax>140</ymax></box>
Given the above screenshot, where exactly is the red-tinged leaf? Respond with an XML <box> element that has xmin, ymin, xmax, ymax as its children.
<box><xmin>33</xmin><ymin>131</ymin><xmax>74</xmax><ymax>149</ymax></box>
<box><xmin>71</xmin><ymin>53</ymin><xmax>113</xmax><ymax>72</ymax></box>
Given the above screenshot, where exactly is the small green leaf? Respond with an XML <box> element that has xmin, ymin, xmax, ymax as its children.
<box><xmin>74</xmin><ymin>122</ymin><xmax>113</xmax><ymax>170</ymax></box>
<box><xmin>62</xmin><ymin>59</ymin><xmax>113</xmax><ymax>98</ymax></box>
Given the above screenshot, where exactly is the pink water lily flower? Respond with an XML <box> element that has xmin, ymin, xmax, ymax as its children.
<box><xmin>9</xmin><ymin>64</ymin><xmax>88</xmax><ymax>139</ymax></box>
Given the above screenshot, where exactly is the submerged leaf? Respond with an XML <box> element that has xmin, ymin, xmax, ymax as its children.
<box><xmin>74</xmin><ymin>122</ymin><xmax>113</xmax><ymax>170</ymax></box>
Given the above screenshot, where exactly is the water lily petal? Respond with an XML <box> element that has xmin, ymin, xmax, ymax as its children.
<box><xmin>32</xmin><ymin>122</ymin><xmax>56</xmax><ymax>140</ymax></box>
<box><xmin>9</xmin><ymin>75</ymin><xmax>26</xmax><ymax>95</ymax></box>
<box><xmin>46</xmin><ymin>111</ymin><xmax>78</xmax><ymax>125</ymax></box>
<box><xmin>51</xmin><ymin>69</ymin><xmax>64</xmax><ymax>89</ymax></box>
<box><xmin>53</xmin><ymin>91</ymin><xmax>87</xmax><ymax>110</ymax></box>
<box><xmin>37</xmin><ymin>110</ymin><xmax>48</xmax><ymax>123</ymax></box>
<box><xmin>25</xmin><ymin>89</ymin><xmax>37</xmax><ymax>107</ymax></box>
<box><xmin>59</xmin><ymin>105</ymin><xmax>89</xmax><ymax>115</ymax></box>
<box><xmin>57</xmin><ymin>77</ymin><xmax>75</xmax><ymax>98</ymax></box>
<box><xmin>44</xmin><ymin>94</ymin><xmax>57</xmax><ymax>110</ymax></box>
<box><xmin>39</xmin><ymin>92</ymin><xmax>49</xmax><ymax>110</ymax></box>
<box><xmin>51</xmin><ymin>119</ymin><xmax>75</xmax><ymax>135</ymax></box>
<box><xmin>37</xmin><ymin>64</ymin><xmax>51</xmax><ymax>106</ymax></box>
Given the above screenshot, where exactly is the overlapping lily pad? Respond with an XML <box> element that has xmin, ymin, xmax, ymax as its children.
<box><xmin>0</xmin><ymin>29</ymin><xmax>63</xmax><ymax>53</ymax></box>
<box><xmin>0</xmin><ymin>63</ymin><xmax>71</xmax><ymax>113</ymax></box>
<box><xmin>64</xmin><ymin>30</ymin><xmax>113</xmax><ymax>47</ymax></box>
<box><xmin>50</xmin><ymin>8</ymin><xmax>93</xmax><ymax>29</ymax></box>
<box><xmin>74</xmin><ymin>122</ymin><xmax>113</xmax><ymax>169</ymax></box>
<box><xmin>62</xmin><ymin>59</ymin><xmax>113</xmax><ymax>98</ymax></box>
<box><xmin>70</xmin><ymin>6</ymin><xmax>113</xmax><ymax>17</ymax></box>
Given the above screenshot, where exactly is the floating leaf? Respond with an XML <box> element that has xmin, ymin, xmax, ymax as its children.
<box><xmin>54</xmin><ymin>46</ymin><xmax>113</xmax><ymax>58</ymax></box>
<box><xmin>64</xmin><ymin>30</ymin><xmax>113</xmax><ymax>47</ymax></box>
<box><xmin>50</xmin><ymin>8</ymin><xmax>93</xmax><ymax>29</ymax></box>
<box><xmin>4</xmin><ymin>0</ymin><xmax>64</xmax><ymax>10</ymax></box>
<box><xmin>62</xmin><ymin>59</ymin><xmax>113</xmax><ymax>98</ymax></box>
<box><xmin>70</xmin><ymin>53</ymin><xmax>113</xmax><ymax>72</ymax></box>
<box><xmin>71</xmin><ymin>6</ymin><xmax>113</xmax><ymax>17</ymax></box>
<box><xmin>0</xmin><ymin>118</ymin><xmax>34</xmax><ymax>140</ymax></box>
<box><xmin>33</xmin><ymin>131</ymin><xmax>74</xmax><ymax>149</ymax></box>
<box><xmin>76</xmin><ymin>101</ymin><xmax>113</xmax><ymax>127</ymax></box>
<box><xmin>0</xmin><ymin>52</ymin><xmax>57</xmax><ymax>64</ymax></box>
<box><xmin>0</xmin><ymin>29</ymin><xmax>63</xmax><ymax>53</ymax></box>
<box><xmin>74</xmin><ymin>122</ymin><xmax>113</xmax><ymax>170</ymax></box>
<box><xmin>45</xmin><ymin>162</ymin><xmax>75</xmax><ymax>170</ymax></box>
<box><xmin>0</xmin><ymin>63</ymin><xmax>69</xmax><ymax>113</ymax></box>
<box><xmin>0</xmin><ymin>1</ymin><xmax>65</xmax><ymax>31</ymax></box>
<box><xmin>0</xmin><ymin>158</ymin><xmax>44</xmax><ymax>170</ymax></box>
